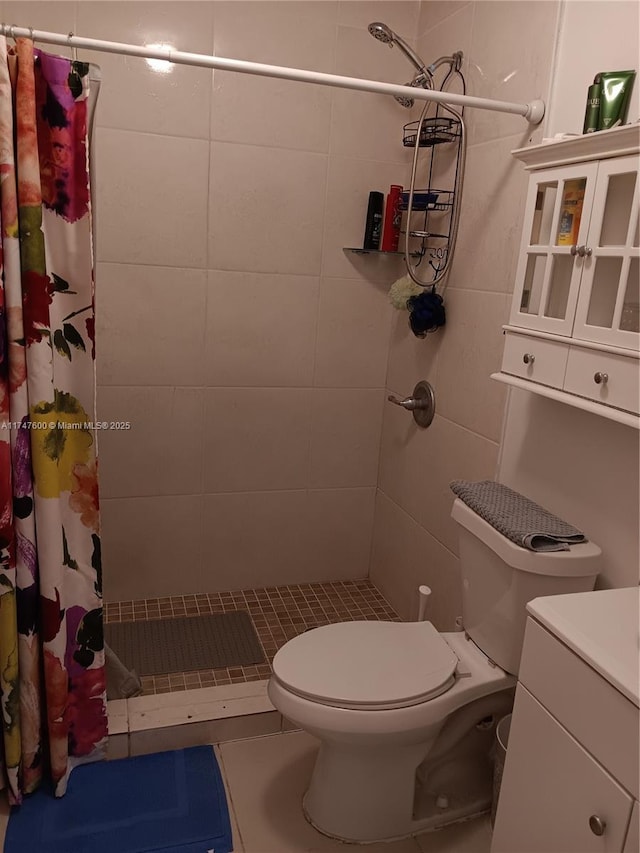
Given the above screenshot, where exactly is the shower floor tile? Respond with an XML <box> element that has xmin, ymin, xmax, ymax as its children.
<box><xmin>104</xmin><ymin>579</ymin><xmax>399</xmax><ymax>696</ymax></box>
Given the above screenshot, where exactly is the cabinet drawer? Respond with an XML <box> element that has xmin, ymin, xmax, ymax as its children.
<box><xmin>502</xmin><ymin>332</ymin><xmax>568</xmax><ymax>387</ymax></box>
<box><xmin>519</xmin><ymin>618</ymin><xmax>639</xmax><ymax>798</ymax></box>
<box><xmin>564</xmin><ymin>347</ymin><xmax>640</xmax><ymax>414</ymax></box>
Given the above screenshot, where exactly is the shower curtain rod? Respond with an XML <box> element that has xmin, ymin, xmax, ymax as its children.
<box><xmin>0</xmin><ymin>23</ymin><xmax>546</xmax><ymax>124</ymax></box>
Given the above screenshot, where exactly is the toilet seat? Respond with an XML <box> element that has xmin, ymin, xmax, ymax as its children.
<box><xmin>271</xmin><ymin>620</ymin><xmax>459</xmax><ymax>710</ymax></box>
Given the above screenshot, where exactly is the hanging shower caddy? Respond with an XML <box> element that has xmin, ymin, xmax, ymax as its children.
<box><xmin>400</xmin><ymin>58</ymin><xmax>467</xmax><ymax>289</ymax></box>
<box><xmin>344</xmin><ymin>56</ymin><xmax>467</xmax><ymax>290</ymax></box>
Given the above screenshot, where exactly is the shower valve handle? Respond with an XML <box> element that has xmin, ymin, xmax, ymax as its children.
<box><xmin>387</xmin><ymin>394</ymin><xmax>428</xmax><ymax>411</ymax></box>
<box><xmin>387</xmin><ymin>381</ymin><xmax>436</xmax><ymax>429</ymax></box>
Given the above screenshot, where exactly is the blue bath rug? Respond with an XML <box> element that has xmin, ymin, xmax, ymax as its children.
<box><xmin>5</xmin><ymin>746</ymin><xmax>233</xmax><ymax>853</ymax></box>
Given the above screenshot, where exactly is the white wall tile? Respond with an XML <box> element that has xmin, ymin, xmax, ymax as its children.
<box><xmin>378</xmin><ymin>411</ymin><xmax>499</xmax><ymax>554</ymax></box>
<box><xmin>97</xmin><ymin>386</ymin><xmax>204</xmax><ymax>499</ymax></box>
<box><xmin>338</xmin><ymin>2</ymin><xmax>419</xmax><ymax>33</ymax></box>
<box><xmin>101</xmin><ymin>495</ymin><xmax>203</xmax><ymax>601</ymax></box>
<box><xmin>465</xmin><ymin>1</ymin><xmax>560</xmax><ymax>146</ymax></box>
<box><xmin>3</xmin><ymin>2</ymin><xmax>76</xmax><ymax>52</ymax></box>
<box><xmin>434</xmin><ymin>289</ymin><xmax>510</xmax><ymax>442</ymax></box>
<box><xmin>77</xmin><ymin>1</ymin><xmax>213</xmax><ymax>139</ymax></box>
<box><xmin>202</xmin><ymin>487</ymin><xmax>374</xmax><ymax>590</ymax></box>
<box><xmin>314</xmin><ymin>277</ymin><xmax>393</xmax><ymax>388</ymax></box>
<box><xmin>385</xmin><ymin>310</ymin><xmax>443</xmax><ymax>398</ymax></box>
<box><xmin>205</xmin><ymin>270</ymin><xmax>318</xmax><ymax>388</ymax></box>
<box><xmin>211</xmin><ymin>0</ymin><xmax>337</xmax><ymax>154</ymax></box>
<box><xmin>305</xmin><ymin>487</ymin><xmax>376</xmax><ymax>579</ymax></box>
<box><xmin>416</xmin><ymin>1</ymin><xmax>474</xmax><ymax>90</ymax></box>
<box><xmin>211</xmin><ymin>73</ymin><xmax>332</xmax><ymax>153</ymax></box>
<box><xmin>203</xmin><ymin>388</ymin><xmax>312</xmax><ymax>493</ymax></box>
<box><xmin>213</xmin><ymin>1</ymin><xmax>338</xmax><ymax>70</ymax></box>
<box><xmin>370</xmin><ymin>490</ymin><xmax>462</xmax><ymax>627</ymax></box>
<box><xmin>417</xmin><ymin>2</ymin><xmax>471</xmax><ymax>37</ymax></box>
<box><xmin>208</xmin><ymin>141</ymin><xmax>328</xmax><ymax>275</ymax></box>
<box><xmin>95</xmin><ymin>128</ymin><xmax>209</xmax><ymax>267</ymax></box>
<box><xmin>96</xmin><ymin>263</ymin><xmax>207</xmax><ymax>387</ymax></box>
<box><xmin>202</xmin><ymin>490</ymin><xmax>316</xmax><ymax>590</ymax></box>
<box><xmin>309</xmin><ymin>389</ymin><xmax>384</xmax><ymax>488</ymax></box>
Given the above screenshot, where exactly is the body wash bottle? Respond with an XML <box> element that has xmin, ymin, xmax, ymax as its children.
<box><xmin>583</xmin><ymin>75</ymin><xmax>601</xmax><ymax>133</ymax></box>
<box><xmin>363</xmin><ymin>191</ymin><xmax>384</xmax><ymax>250</ymax></box>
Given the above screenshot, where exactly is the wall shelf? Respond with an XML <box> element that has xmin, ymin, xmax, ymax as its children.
<box><xmin>491</xmin><ymin>372</ymin><xmax>640</xmax><ymax>429</ymax></box>
<box><xmin>343</xmin><ymin>247</ymin><xmax>422</xmax><ymax>258</ymax></box>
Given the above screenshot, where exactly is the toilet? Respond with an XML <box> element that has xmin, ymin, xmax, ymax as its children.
<box><xmin>267</xmin><ymin>498</ymin><xmax>601</xmax><ymax>843</ymax></box>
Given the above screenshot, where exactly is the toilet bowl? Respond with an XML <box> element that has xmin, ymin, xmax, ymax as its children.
<box><xmin>268</xmin><ymin>498</ymin><xmax>601</xmax><ymax>843</ymax></box>
<box><xmin>268</xmin><ymin>623</ymin><xmax>515</xmax><ymax>842</ymax></box>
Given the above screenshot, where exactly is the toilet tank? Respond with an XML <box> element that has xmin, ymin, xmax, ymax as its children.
<box><xmin>452</xmin><ymin>499</ymin><xmax>600</xmax><ymax>675</ymax></box>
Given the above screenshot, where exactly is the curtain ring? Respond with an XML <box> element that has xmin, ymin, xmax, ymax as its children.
<box><xmin>28</xmin><ymin>27</ymin><xmax>34</xmax><ymax>42</ymax></box>
<box><xmin>68</xmin><ymin>30</ymin><xmax>78</xmax><ymax>62</ymax></box>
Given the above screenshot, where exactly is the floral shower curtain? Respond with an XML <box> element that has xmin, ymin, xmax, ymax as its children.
<box><xmin>0</xmin><ymin>37</ymin><xmax>106</xmax><ymax>802</ymax></box>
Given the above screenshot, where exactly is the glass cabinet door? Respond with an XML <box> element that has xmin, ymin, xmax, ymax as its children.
<box><xmin>573</xmin><ymin>155</ymin><xmax>640</xmax><ymax>349</ymax></box>
<box><xmin>509</xmin><ymin>163</ymin><xmax>599</xmax><ymax>334</ymax></box>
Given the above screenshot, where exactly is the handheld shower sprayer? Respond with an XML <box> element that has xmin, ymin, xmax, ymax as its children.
<box><xmin>367</xmin><ymin>22</ymin><xmax>430</xmax><ymax>77</ymax></box>
<box><xmin>368</xmin><ymin>22</ymin><xmax>434</xmax><ymax>108</ymax></box>
<box><xmin>367</xmin><ymin>22</ymin><xmax>462</xmax><ymax>109</ymax></box>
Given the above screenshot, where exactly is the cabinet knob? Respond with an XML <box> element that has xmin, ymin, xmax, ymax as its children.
<box><xmin>523</xmin><ymin>353</ymin><xmax>535</xmax><ymax>365</ymax></box>
<box><xmin>570</xmin><ymin>245</ymin><xmax>578</xmax><ymax>256</ymax></box>
<box><xmin>593</xmin><ymin>371</ymin><xmax>608</xmax><ymax>385</ymax></box>
<box><xmin>589</xmin><ymin>815</ymin><xmax>606</xmax><ymax>836</ymax></box>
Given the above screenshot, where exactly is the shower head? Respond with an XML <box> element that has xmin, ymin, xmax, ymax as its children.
<box><xmin>395</xmin><ymin>73</ymin><xmax>433</xmax><ymax>109</ymax></box>
<box><xmin>367</xmin><ymin>21</ymin><xmax>429</xmax><ymax>75</ymax></box>
<box><xmin>368</xmin><ymin>21</ymin><xmax>394</xmax><ymax>44</ymax></box>
<box><xmin>396</xmin><ymin>88</ymin><xmax>415</xmax><ymax>109</ymax></box>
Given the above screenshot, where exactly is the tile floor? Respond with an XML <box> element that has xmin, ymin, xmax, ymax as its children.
<box><xmin>217</xmin><ymin>730</ymin><xmax>493</xmax><ymax>853</ymax></box>
<box><xmin>104</xmin><ymin>579</ymin><xmax>399</xmax><ymax>695</ymax></box>
<box><xmin>0</xmin><ymin>731</ymin><xmax>492</xmax><ymax>852</ymax></box>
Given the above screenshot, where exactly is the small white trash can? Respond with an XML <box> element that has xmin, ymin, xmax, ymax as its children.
<box><xmin>491</xmin><ymin>713</ymin><xmax>512</xmax><ymax>826</ymax></box>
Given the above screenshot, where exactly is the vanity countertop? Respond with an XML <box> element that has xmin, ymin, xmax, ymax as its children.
<box><xmin>527</xmin><ymin>586</ymin><xmax>640</xmax><ymax>708</ymax></box>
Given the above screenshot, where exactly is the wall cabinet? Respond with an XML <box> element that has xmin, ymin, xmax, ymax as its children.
<box><xmin>493</xmin><ymin>126</ymin><xmax>640</xmax><ymax>427</ymax></box>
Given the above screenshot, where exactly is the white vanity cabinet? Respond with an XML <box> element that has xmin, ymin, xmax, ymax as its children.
<box><xmin>493</xmin><ymin>126</ymin><xmax>640</xmax><ymax>427</ymax></box>
<box><xmin>491</xmin><ymin>588</ymin><xmax>640</xmax><ymax>853</ymax></box>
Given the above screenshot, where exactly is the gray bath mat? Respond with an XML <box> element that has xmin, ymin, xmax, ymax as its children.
<box><xmin>105</xmin><ymin>611</ymin><xmax>265</xmax><ymax>676</ymax></box>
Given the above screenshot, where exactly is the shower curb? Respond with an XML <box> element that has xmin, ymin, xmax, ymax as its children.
<box><xmin>106</xmin><ymin>680</ymin><xmax>295</xmax><ymax>759</ymax></box>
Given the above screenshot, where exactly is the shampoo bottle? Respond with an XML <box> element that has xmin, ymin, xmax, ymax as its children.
<box><xmin>363</xmin><ymin>191</ymin><xmax>384</xmax><ymax>250</ymax></box>
<box><xmin>380</xmin><ymin>185</ymin><xmax>403</xmax><ymax>252</ymax></box>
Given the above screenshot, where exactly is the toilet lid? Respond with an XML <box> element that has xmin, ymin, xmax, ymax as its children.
<box><xmin>272</xmin><ymin>621</ymin><xmax>459</xmax><ymax>710</ymax></box>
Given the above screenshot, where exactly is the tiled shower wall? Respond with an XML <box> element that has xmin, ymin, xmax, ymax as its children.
<box><xmin>2</xmin><ymin>1</ymin><xmax>423</xmax><ymax>600</ymax></box>
<box><xmin>2</xmin><ymin>1</ymin><xmax>575</xmax><ymax>614</ymax></box>
<box><xmin>370</xmin><ymin>1</ymin><xmax>562</xmax><ymax>625</ymax></box>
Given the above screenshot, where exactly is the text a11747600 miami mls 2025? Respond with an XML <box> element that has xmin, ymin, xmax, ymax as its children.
<box><xmin>0</xmin><ymin>420</ymin><xmax>132</xmax><ymax>430</ymax></box>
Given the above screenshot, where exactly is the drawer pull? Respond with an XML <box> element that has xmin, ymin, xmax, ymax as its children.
<box><xmin>589</xmin><ymin>815</ymin><xmax>606</xmax><ymax>836</ymax></box>
<box><xmin>593</xmin><ymin>371</ymin><xmax>608</xmax><ymax>385</ymax></box>
<box><xmin>523</xmin><ymin>353</ymin><xmax>535</xmax><ymax>365</ymax></box>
